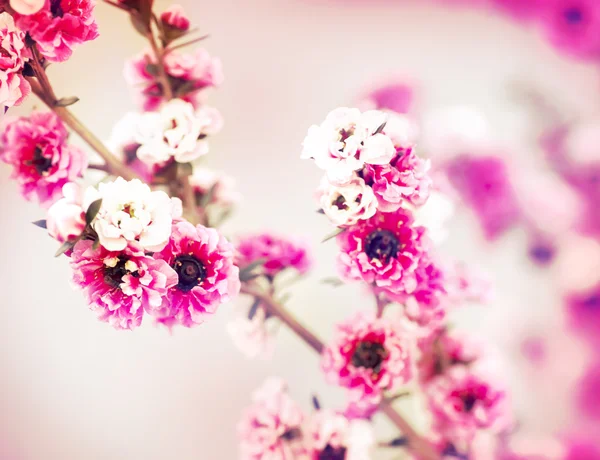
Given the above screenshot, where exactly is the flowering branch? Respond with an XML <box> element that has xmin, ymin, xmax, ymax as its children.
<box><xmin>146</xmin><ymin>27</ymin><xmax>174</xmax><ymax>101</ymax></box>
<box><xmin>239</xmin><ymin>283</ymin><xmax>439</xmax><ymax>460</ymax></box>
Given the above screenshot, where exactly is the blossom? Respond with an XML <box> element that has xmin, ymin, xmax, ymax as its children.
<box><xmin>445</xmin><ymin>155</ymin><xmax>521</xmax><ymax>241</ymax></box>
<box><xmin>414</xmin><ymin>190</ymin><xmax>455</xmax><ymax>246</ymax></box>
<box><xmin>9</xmin><ymin>0</ymin><xmax>44</xmax><ymax>14</ymax></box>
<box><xmin>565</xmin><ymin>283</ymin><xmax>600</xmax><ymax>345</ymax></box>
<box><xmin>238</xmin><ymin>378</ymin><xmax>306</xmax><ymax>460</ymax></box>
<box><xmin>336</xmin><ymin>210</ymin><xmax>429</xmax><ymax>301</ymax></box>
<box><xmin>490</xmin><ymin>0</ymin><xmax>545</xmax><ymax>20</ymax></box>
<box><xmin>46</xmin><ymin>182</ymin><xmax>85</xmax><ymax>243</ymax></box>
<box><xmin>70</xmin><ymin>240</ymin><xmax>178</xmax><ymax>330</ymax></box>
<box><xmin>301</xmin><ymin>108</ymin><xmax>396</xmax><ymax>184</ymax></box>
<box><xmin>236</xmin><ymin>233</ymin><xmax>312</xmax><ymax>277</ymax></box>
<box><xmin>304</xmin><ymin>410</ymin><xmax>374</xmax><ymax>460</ymax></box>
<box><xmin>539</xmin><ymin>0</ymin><xmax>600</xmax><ymax>59</ymax></box>
<box><xmin>317</xmin><ymin>175</ymin><xmax>377</xmax><ymax>227</ymax></box>
<box><xmin>84</xmin><ymin>177</ymin><xmax>179</xmax><ymax>252</ymax></box>
<box><xmin>227</xmin><ymin>303</ymin><xmax>275</xmax><ymax>359</ymax></box>
<box><xmin>425</xmin><ymin>366</ymin><xmax>510</xmax><ymax>443</ymax></box>
<box><xmin>402</xmin><ymin>255</ymin><xmax>447</xmax><ymax>326</ymax></box>
<box><xmin>321</xmin><ymin>312</ymin><xmax>412</xmax><ymax>405</ymax></box>
<box><xmin>154</xmin><ymin>221</ymin><xmax>240</xmax><ymax>327</ymax></box>
<box><xmin>124</xmin><ymin>48</ymin><xmax>223</xmax><ymax>110</ymax></box>
<box><xmin>362</xmin><ymin>146</ymin><xmax>432</xmax><ymax>211</ymax></box>
<box><xmin>576</xmin><ymin>361</ymin><xmax>600</xmax><ymax>422</ymax></box>
<box><xmin>134</xmin><ymin>99</ymin><xmax>219</xmax><ymax>165</ymax></box>
<box><xmin>0</xmin><ymin>12</ymin><xmax>30</xmax><ymax>109</ymax></box>
<box><xmin>14</xmin><ymin>0</ymin><xmax>99</xmax><ymax>62</ymax></box>
<box><xmin>0</xmin><ymin>111</ymin><xmax>87</xmax><ymax>207</ymax></box>
<box><xmin>160</xmin><ymin>4</ymin><xmax>190</xmax><ymax>31</ymax></box>
<box><xmin>356</xmin><ymin>77</ymin><xmax>415</xmax><ymax>114</ymax></box>
<box><xmin>189</xmin><ymin>167</ymin><xmax>241</xmax><ymax>208</ymax></box>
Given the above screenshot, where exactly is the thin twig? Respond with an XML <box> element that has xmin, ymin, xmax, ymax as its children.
<box><xmin>147</xmin><ymin>29</ymin><xmax>174</xmax><ymax>101</ymax></box>
<box><xmin>239</xmin><ymin>284</ymin><xmax>440</xmax><ymax>460</ymax></box>
<box><xmin>166</xmin><ymin>34</ymin><xmax>210</xmax><ymax>53</ymax></box>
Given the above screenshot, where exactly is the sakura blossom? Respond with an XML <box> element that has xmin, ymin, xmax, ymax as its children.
<box><xmin>317</xmin><ymin>175</ymin><xmax>377</xmax><ymax>227</ymax></box>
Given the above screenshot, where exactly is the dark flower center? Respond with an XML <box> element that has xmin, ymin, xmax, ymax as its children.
<box><xmin>173</xmin><ymin>255</ymin><xmax>206</xmax><ymax>292</ymax></box>
<box><xmin>461</xmin><ymin>393</ymin><xmax>477</xmax><ymax>413</ymax></box>
<box><xmin>280</xmin><ymin>427</ymin><xmax>302</xmax><ymax>441</ymax></box>
<box><xmin>351</xmin><ymin>341</ymin><xmax>388</xmax><ymax>372</ymax></box>
<box><xmin>104</xmin><ymin>258</ymin><xmax>138</xmax><ymax>289</ymax></box>
<box><xmin>364</xmin><ymin>229</ymin><xmax>400</xmax><ymax>263</ymax></box>
<box><xmin>338</xmin><ymin>127</ymin><xmax>355</xmax><ymax>144</ymax></box>
<box><xmin>564</xmin><ymin>7</ymin><xmax>583</xmax><ymax>24</ymax></box>
<box><xmin>31</xmin><ymin>146</ymin><xmax>53</xmax><ymax>175</ymax></box>
<box><xmin>333</xmin><ymin>195</ymin><xmax>348</xmax><ymax>210</ymax></box>
<box><xmin>582</xmin><ymin>294</ymin><xmax>600</xmax><ymax>310</ymax></box>
<box><xmin>318</xmin><ymin>445</ymin><xmax>347</xmax><ymax>460</ymax></box>
<box><xmin>442</xmin><ymin>443</ymin><xmax>469</xmax><ymax>460</ymax></box>
<box><xmin>123</xmin><ymin>144</ymin><xmax>141</xmax><ymax>165</ymax></box>
<box><xmin>50</xmin><ymin>0</ymin><xmax>64</xmax><ymax>17</ymax></box>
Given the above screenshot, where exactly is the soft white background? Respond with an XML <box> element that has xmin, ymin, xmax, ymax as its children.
<box><xmin>1</xmin><ymin>1</ymin><xmax>599</xmax><ymax>458</ymax></box>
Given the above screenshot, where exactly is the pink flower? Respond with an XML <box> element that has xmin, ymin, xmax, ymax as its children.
<box><xmin>236</xmin><ymin>233</ymin><xmax>312</xmax><ymax>277</ymax></box>
<box><xmin>160</xmin><ymin>4</ymin><xmax>190</xmax><ymax>31</ymax></box>
<box><xmin>124</xmin><ymin>48</ymin><xmax>223</xmax><ymax>111</ymax></box>
<box><xmin>46</xmin><ymin>182</ymin><xmax>85</xmax><ymax>243</ymax></box>
<box><xmin>565</xmin><ymin>283</ymin><xmax>600</xmax><ymax>345</ymax></box>
<box><xmin>417</xmin><ymin>329</ymin><xmax>482</xmax><ymax>383</ymax></box>
<box><xmin>154</xmin><ymin>221</ymin><xmax>240</xmax><ymax>328</ymax></box>
<box><xmin>305</xmin><ymin>410</ymin><xmax>374</xmax><ymax>460</ymax></box>
<box><xmin>0</xmin><ymin>111</ymin><xmax>87</xmax><ymax>207</ymax></box>
<box><xmin>564</xmin><ymin>437</ymin><xmax>600</xmax><ymax>460</ymax></box>
<box><xmin>357</xmin><ymin>77</ymin><xmax>415</xmax><ymax>114</ymax></box>
<box><xmin>426</xmin><ymin>366</ymin><xmax>510</xmax><ymax>443</ymax></box>
<box><xmin>445</xmin><ymin>155</ymin><xmax>521</xmax><ymax>241</ymax></box>
<box><xmin>363</xmin><ymin>146</ymin><xmax>431</xmax><ymax>211</ymax></box>
<box><xmin>321</xmin><ymin>312</ymin><xmax>412</xmax><ymax>405</ymax></box>
<box><xmin>539</xmin><ymin>0</ymin><xmax>600</xmax><ymax>59</ymax></box>
<box><xmin>9</xmin><ymin>0</ymin><xmax>45</xmax><ymax>14</ymax></box>
<box><xmin>402</xmin><ymin>255</ymin><xmax>447</xmax><ymax>326</ymax></box>
<box><xmin>237</xmin><ymin>378</ymin><xmax>306</xmax><ymax>460</ymax></box>
<box><xmin>0</xmin><ymin>12</ymin><xmax>30</xmax><ymax>109</ymax></box>
<box><xmin>490</xmin><ymin>0</ymin><xmax>545</xmax><ymax>20</ymax></box>
<box><xmin>189</xmin><ymin>167</ymin><xmax>240</xmax><ymax>207</ymax></box>
<box><xmin>14</xmin><ymin>0</ymin><xmax>99</xmax><ymax>62</ymax></box>
<box><xmin>227</xmin><ymin>303</ymin><xmax>275</xmax><ymax>359</ymax></box>
<box><xmin>336</xmin><ymin>210</ymin><xmax>429</xmax><ymax>301</ymax></box>
<box><xmin>317</xmin><ymin>175</ymin><xmax>377</xmax><ymax>227</ymax></box>
<box><xmin>576</xmin><ymin>361</ymin><xmax>600</xmax><ymax>422</ymax></box>
<box><xmin>70</xmin><ymin>240</ymin><xmax>178</xmax><ymax>330</ymax></box>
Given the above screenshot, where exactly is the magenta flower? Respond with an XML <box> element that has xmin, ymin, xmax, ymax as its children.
<box><xmin>321</xmin><ymin>312</ymin><xmax>412</xmax><ymax>405</ymax></box>
<box><xmin>426</xmin><ymin>366</ymin><xmax>510</xmax><ymax>443</ymax></box>
<box><xmin>236</xmin><ymin>233</ymin><xmax>312</xmax><ymax>277</ymax></box>
<box><xmin>565</xmin><ymin>283</ymin><xmax>600</xmax><ymax>345</ymax></box>
<box><xmin>14</xmin><ymin>0</ymin><xmax>99</xmax><ymax>62</ymax></box>
<box><xmin>154</xmin><ymin>221</ymin><xmax>240</xmax><ymax>327</ymax></box>
<box><xmin>0</xmin><ymin>111</ymin><xmax>87</xmax><ymax>207</ymax></box>
<box><xmin>539</xmin><ymin>0</ymin><xmax>600</xmax><ymax>59</ymax></box>
<box><xmin>490</xmin><ymin>0</ymin><xmax>545</xmax><ymax>20</ymax></box>
<box><xmin>445</xmin><ymin>155</ymin><xmax>521</xmax><ymax>241</ymax></box>
<box><xmin>402</xmin><ymin>255</ymin><xmax>447</xmax><ymax>326</ymax></box>
<box><xmin>124</xmin><ymin>48</ymin><xmax>223</xmax><ymax>111</ymax></box>
<box><xmin>160</xmin><ymin>4</ymin><xmax>190</xmax><ymax>32</ymax></box>
<box><xmin>576</xmin><ymin>361</ymin><xmax>600</xmax><ymax>422</ymax></box>
<box><xmin>0</xmin><ymin>12</ymin><xmax>30</xmax><ymax>110</ymax></box>
<box><xmin>363</xmin><ymin>146</ymin><xmax>432</xmax><ymax>211</ymax></box>
<box><xmin>237</xmin><ymin>378</ymin><xmax>306</xmax><ymax>460</ymax></box>
<box><xmin>336</xmin><ymin>210</ymin><xmax>429</xmax><ymax>301</ymax></box>
<box><xmin>564</xmin><ymin>437</ymin><xmax>600</xmax><ymax>460</ymax></box>
<box><xmin>70</xmin><ymin>240</ymin><xmax>178</xmax><ymax>331</ymax></box>
<box><xmin>356</xmin><ymin>77</ymin><xmax>415</xmax><ymax>114</ymax></box>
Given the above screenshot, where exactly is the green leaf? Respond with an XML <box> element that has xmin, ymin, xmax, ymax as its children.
<box><xmin>54</xmin><ymin>96</ymin><xmax>80</xmax><ymax>107</ymax></box>
<box><xmin>85</xmin><ymin>198</ymin><xmax>103</xmax><ymax>225</ymax></box>
<box><xmin>145</xmin><ymin>63</ymin><xmax>159</xmax><ymax>76</ymax></box>
<box><xmin>247</xmin><ymin>298</ymin><xmax>260</xmax><ymax>320</ymax></box>
<box><xmin>130</xmin><ymin>11</ymin><xmax>150</xmax><ymax>36</ymax></box>
<box><xmin>198</xmin><ymin>183</ymin><xmax>218</xmax><ymax>208</ymax></box>
<box><xmin>55</xmin><ymin>241</ymin><xmax>74</xmax><ymax>257</ymax></box>
<box><xmin>321</xmin><ymin>277</ymin><xmax>344</xmax><ymax>287</ymax></box>
<box><xmin>239</xmin><ymin>258</ymin><xmax>267</xmax><ymax>282</ymax></box>
<box><xmin>321</xmin><ymin>227</ymin><xmax>346</xmax><ymax>243</ymax></box>
<box><xmin>92</xmin><ymin>238</ymin><xmax>101</xmax><ymax>250</ymax></box>
<box><xmin>316</xmin><ymin>209</ymin><xmax>325</xmax><ymax>214</ymax></box>
<box><xmin>32</xmin><ymin>219</ymin><xmax>47</xmax><ymax>229</ymax></box>
<box><xmin>312</xmin><ymin>395</ymin><xmax>321</xmax><ymax>410</ymax></box>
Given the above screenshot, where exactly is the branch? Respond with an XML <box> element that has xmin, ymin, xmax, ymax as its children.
<box><xmin>147</xmin><ymin>27</ymin><xmax>174</xmax><ymax>101</ymax></box>
<box><xmin>239</xmin><ymin>284</ymin><xmax>440</xmax><ymax>460</ymax></box>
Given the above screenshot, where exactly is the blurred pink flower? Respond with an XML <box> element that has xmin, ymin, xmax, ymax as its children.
<box><xmin>563</xmin><ymin>436</ymin><xmax>600</xmax><ymax>460</ymax></box>
<box><xmin>565</xmin><ymin>282</ymin><xmax>600</xmax><ymax>345</ymax></box>
<box><xmin>356</xmin><ymin>77</ymin><xmax>415</xmax><ymax>114</ymax></box>
<box><xmin>426</xmin><ymin>365</ymin><xmax>510</xmax><ymax>443</ymax></box>
<box><xmin>336</xmin><ymin>210</ymin><xmax>430</xmax><ymax>301</ymax></box>
<box><xmin>490</xmin><ymin>0</ymin><xmax>545</xmax><ymax>20</ymax></box>
<box><xmin>0</xmin><ymin>111</ymin><xmax>87</xmax><ymax>207</ymax></box>
<box><xmin>124</xmin><ymin>48</ymin><xmax>223</xmax><ymax>111</ymax></box>
<box><xmin>189</xmin><ymin>167</ymin><xmax>241</xmax><ymax>208</ymax></box>
<box><xmin>46</xmin><ymin>182</ymin><xmax>85</xmax><ymax>243</ymax></box>
<box><xmin>14</xmin><ymin>0</ymin><xmax>99</xmax><ymax>62</ymax></box>
<box><xmin>160</xmin><ymin>4</ymin><xmax>190</xmax><ymax>31</ymax></box>
<box><xmin>321</xmin><ymin>311</ymin><xmax>412</xmax><ymax>406</ymax></box>
<box><xmin>154</xmin><ymin>221</ymin><xmax>240</xmax><ymax>327</ymax></box>
<box><xmin>576</xmin><ymin>361</ymin><xmax>600</xmax><ymax>422</ymax></box>
<box><xmin>236</xmin><ymin>233</ymin><xmax>312</xmax><ymax>277</ymax></box>
<box><xmin>227</xmin><ymin>303</ymin><xmax>276</xmax><ymax>360</ymax></box>
<box><xmin>445</xmin><ymin>155</ymin><xmax>521</xmax><ymax>241</ymax></box>
<box><xmin>402</xmin><ymin>255</ymin><xmax>447</xmax><ymax>326</ymax></box>
<box><xmin>0</xmin><ymin>71</ymin><xmax>30</xmax><ymax>109</ymax></box>
<box><xmin>238</xmin><ymin>378</ymin><xmax>306</xmax><ymax>460</ymax></box>
<box><xmin>9</xmin><ymin>0</ymin><xmax>44</xmax><ymax>14</ymax></box>
<box><xmin>0</xmin><ymin>12</ymin><xmax>30</xmax><ymax>109</ymax></box>
<box><xmin>70</xmin><ymin>240</ymin><xmax>178</xmax><ymax>331</ymax></box>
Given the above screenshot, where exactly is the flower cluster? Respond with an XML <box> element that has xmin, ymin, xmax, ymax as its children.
<box><xmin>0</xmin><ymin>12</ymin><xmax>29</xmax><ymax>110</ymax></box>
<box><xmin>238</xmin><ymin>378</ymin><xmax>374</xmax><ymax>460</ymax></box>
<box><xmin>45</xmin><ymin>177</ymin><xmax>240</xmax><ymax>330</ymax></box>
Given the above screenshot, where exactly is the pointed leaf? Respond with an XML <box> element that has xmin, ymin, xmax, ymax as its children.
<box><xmin>55</xmin><ymin>96</ymin><xmax>80</xmax><ymax>107</ymax></box>
<box><xmin>247</xmin><ymin>298</ymin><xmax>261</xmax><ymax>320</ymax></box>
<box><xmin>311</xmin><ymin>395</ymin><xmax>321</xmax><ymax>410</ymax></box>
<box><xmin>321</xmin><ymin>227</ymin><xmax>346</xmax><ymax>243</ymax></box>
<box><xmin>32</xmin><ymin>219</ymin><xmax>47</xmax><ymax>229</ymax></box>
<box><xmin>389</xmin><ymin>437</ymin><xmax>408</xmax><ymax>447</ymax></box>
<box><xmin>85</xmin><ymin>198</ymin><xmax>103</xmax><ymax>225</ymax></box>
<box><xmin>55</xmin><ymin>241</ymin><xmax>74</xmax><ymax>257</ymax></box>
<box><xmin>321</xmin><ymin>277</ymin><xmax>344</xmax><ymax>287</ymax></box>
<box><xmin>198</xmin><ymin>183</ymin><xmax>218</xmax><ymax>208</ymax></box>
<box><xmin>374</xmin><ymin>120</ymin><xmax>387</xmax><ymax>135</ymax></box>
<box><xmin>239</xmin><ymin>258</ymin><xmax>267</xmax><ymax>282</ymax></box>
<box><xmin>316</xmin><ymin>208</ymin><xmax>325</xmax><ymax>214</ymax></box>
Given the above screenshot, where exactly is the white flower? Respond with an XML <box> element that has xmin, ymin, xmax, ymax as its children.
<box><xmin>46</xmin><ymin>183</ymin><xmax>86</xmax><ymax>243</ymax></box>
<box><xmin>301</xmin><ymin>108</ymin><xmax>396</xmax><ymax>184</ymax></box>
<box><xmin>106</xmin><ymin>112</ymin><xmax>143</xmax><ymax>157</ymax></box>
<box><xmin>318</xmin><ymin>175</ymin><xmax>377</xmax><ymax>226</ymax></box>
<box><xmin>226</xmin><ymin>306</ymin><xmax>275</xmax><ymax>360</ymax></box>
<box><xmin>189</xmin><ymin>167</ymin><xmax>241</xmax><ymax>206</ymax></box>
<box><xmin>134</xmin><ymin>99</ymin><xmax>214</xmax><ymax>166</ymax></box>
<box><xmin>415</xmin><ymin>190</ymin><xmax>455</xmax><ymax>245</ymax></box>
<box><xmin>84</xmin><ymin>177</ymin><xmax>177</xmax><ymax>252</ymax></box>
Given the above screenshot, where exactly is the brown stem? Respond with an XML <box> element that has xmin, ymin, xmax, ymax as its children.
<box><xmin>28</xmin><ymin>79</ymin><xmax>139</xmax><ymax>181</ymax></box>
<box><xmin>240</xmin><ymin>284</ymin><xmax>440</xmax><ymax>460</ymax></box>
<box><xmin>147</xmin><ymin>29</ymin><xmax>174</xmax><ymax>101</ymax></box>
<box><xmin>375</xmin><ymin>294</ymin><xmax>388</xmax><ymax>318</ymax></box>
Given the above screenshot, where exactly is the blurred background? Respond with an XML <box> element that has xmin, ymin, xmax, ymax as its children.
<box><xmin>1</xmin><ymin>0</ymin><xmax>600</xmax><ymax>458</ymax></box>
